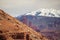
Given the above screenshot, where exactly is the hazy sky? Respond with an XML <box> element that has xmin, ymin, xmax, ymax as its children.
<box><xmin>0</xmin><ymin>0</ymin><xmax>60</xmax><ymax>17</ymax></box>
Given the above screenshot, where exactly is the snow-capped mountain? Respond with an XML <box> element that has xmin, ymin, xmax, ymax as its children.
<box><xmin>16</xmin><ymin>9</ymin><xmax>60</xmax><ymax>40</ymax></box>
<box><xmin>25</xmin><ymin>8</ymin><xmax>60</xmax><ymax>17</ymax></box>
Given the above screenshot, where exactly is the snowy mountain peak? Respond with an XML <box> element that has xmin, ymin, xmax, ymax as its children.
<box><xmin>25</xmin><ymin>8</ymin><xmax>60</xmax><ymax>17</ymax></box>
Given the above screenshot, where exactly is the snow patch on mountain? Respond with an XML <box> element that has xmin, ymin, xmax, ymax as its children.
<box><xmin>25</xmin><ymin>8</ymin><xmax>60</xmax><ymax>17</ymax></box>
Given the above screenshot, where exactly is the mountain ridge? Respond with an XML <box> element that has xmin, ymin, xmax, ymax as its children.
<box><xmin>16</xmin><ymin>9</ymin><xmax>60</xmax><ymax>40</ymax></box>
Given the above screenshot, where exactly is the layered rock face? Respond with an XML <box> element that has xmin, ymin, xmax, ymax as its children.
<box><xmin>0</xmin><ymin>9</ymin><xmax>48</xmax><ymax>40</ymax></box>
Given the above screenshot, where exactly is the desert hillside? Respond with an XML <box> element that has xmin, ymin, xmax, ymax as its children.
<box><xmin>0</xmin><ymin>9</ymin><xmax>48</xmax><ymax>40</ymax></box>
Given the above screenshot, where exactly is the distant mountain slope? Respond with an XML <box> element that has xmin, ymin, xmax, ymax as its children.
<box><xmin>0</xmin><ymin>9</ymin><xmax>48</xmax><ymax>40</ymax></box>
<box><xmin>17</xmin><ymin>15</ymin><xmax>60</xmax><ymax>32</ymax></box>
<box><xmin>16</xmin><ymin>9</ymin><xmax>60</xmax><ymax>40</ymax></box>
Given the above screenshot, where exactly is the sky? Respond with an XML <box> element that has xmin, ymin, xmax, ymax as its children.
<box><xmin>0</xmin><ymin>0</ymin><xmax>60</xmax><ymax>17</ymax></box>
